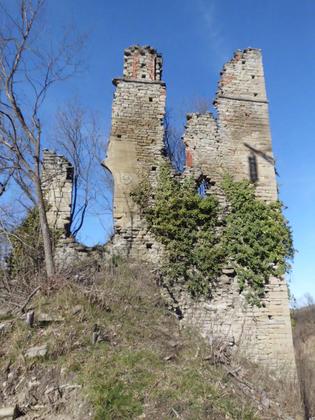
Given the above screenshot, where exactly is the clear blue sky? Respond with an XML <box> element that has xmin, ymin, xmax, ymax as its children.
<box><xmin>15</xmin><ymin>1</ymin><xmax>315</xmax><ymax>301</ymax></box>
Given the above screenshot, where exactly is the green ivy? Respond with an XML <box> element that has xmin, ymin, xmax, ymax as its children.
<box><xmin>131</xmin><ymin>164</ymin><xmax>225</xmax><ymax>297</ymax></box>
<box><xmin>221</xmin><ymin>175</ymin><xmax>294</xmax><ymax>305</ymax></box>
<box><xmin>131</xmin><ymin>164</ymin><xmax>294</xmax><ymax>305</ymax></box>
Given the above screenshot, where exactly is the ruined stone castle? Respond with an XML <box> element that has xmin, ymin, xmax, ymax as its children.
<box><xmin>44</xmin><ymin>45</ymin><xmax>296</xmax><ymax>373</ymax></box>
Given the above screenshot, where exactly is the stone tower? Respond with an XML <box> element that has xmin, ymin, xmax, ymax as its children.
<box><xmin>105</xmin><ymin>45</ymin><xmax>166</xmax><ymax>256</ymax></box>
<box><xmin>42</xmin><ymin>150</ymin><xmax>73</xmax><ymax>235</ymax></box>
<box><xmin>105</xmin><ymin>46</ymin><xmax>296</xmax><ymax>374</ymax></box>
<box><xmin>184</xmin><ymin>48</ymin><xmax>278</xmax><ymax>202</ymax></box>
<box><xmin>181</xmin><ymin>49</ymin><xmax>295</xmax><ymax>372</ymax></box>
<box><xmin>216</xmin><ymin>48</ymin><xmax>278</xmax><ymax>201</ymax></box>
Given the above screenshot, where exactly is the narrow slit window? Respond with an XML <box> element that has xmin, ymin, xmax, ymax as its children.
<box><xmin>66</xmin><ymin>167</ymin><xmax>73</xmax><ymax>180</ymax></box>
<box><xmin>248</xmin><ymin>154</ymin><xmax>258</xmax><ymax>182</ymax></box>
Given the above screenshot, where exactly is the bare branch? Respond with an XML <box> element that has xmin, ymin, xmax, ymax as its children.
<box><xmin>53</xmin><ymin>102</ymin><xmax>109</xmax><ymax>238</ymax></box>
<box><xmin>0</xmin><ymin>0</ymin><xmax>85</xmax><ymax>277</ymax></box>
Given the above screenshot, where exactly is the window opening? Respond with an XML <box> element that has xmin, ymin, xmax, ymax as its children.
<box><xmin>197</xmin><ymin>177</ymin><xmax>209</xmax><ymax>198</ymax></box>
<box><xmin>248</xmin><ymin>154</ymin><xmax>258</xmax><ymax>182</ymax></box>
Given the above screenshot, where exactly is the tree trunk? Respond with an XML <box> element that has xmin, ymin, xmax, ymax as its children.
<box><xmin>35</xmin><ymin>175</ymin><xmax>55</xmax><ymax>277</ymax></box>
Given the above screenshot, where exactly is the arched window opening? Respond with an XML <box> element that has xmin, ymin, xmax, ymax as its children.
<box><xmin>197</xmin><ymin>176</ymin><xmax>210</xmax><ymax>198</ymax></box>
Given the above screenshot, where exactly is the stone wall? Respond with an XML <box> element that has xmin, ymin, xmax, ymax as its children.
<box><xmin>216</xmin><ymin>48</ymin><xmax>278</xmax><ymax>201</ymax></box>
<box><xmin>54</xmin><ymin>236</ymin><xmax>107</xmax><ymax>270</ymax></box>
<box><xmin>123</xmin><ymin>45</ymin><xmax>163</xmax><ymax>81</ymax></box>
<box><xmin>41</xmin><ymin>46</ymin><xmax>296</xmax><ymax>375</ymax></box>
<box><xmin>104</xmin><ymin>45</ymin><xmax>166</xmax><ymax>260</ymax></box>
<box><xmin>105</xmin><ymin>45</ymin><xmax>296</xmax><ymax>374</ymax></box>
<box><xmin>170</xmin><ymin>275</ymin><xmax>295</xmax><ymax>371</ymax></box>
<box><xmin>42</xmin><ymin>150</ymin><xmax>110</xmax><ymax>268</ymax></box>
<box><xmin>42</xmin><ymin>150</ymin><xmax>73</xmax><ymax>235</ymax></box>
<box><xmin>181</xmin><ymin>48</ymin><xmax>295</xmax><ymax>373</ymax></box>
<box><xmin>184</xmin><ymin>49</ymin><xmax>278</xmax><ymax>202</ymax></box>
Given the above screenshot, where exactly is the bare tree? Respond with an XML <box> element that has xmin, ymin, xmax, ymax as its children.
<box><xmin>54</xmin><ymin>102</ymin><xmax>111</xmax><ymax>238</ymax></box>
<box><xmin>0</xmin><ymin>0</ymin><xmax>84</xmax><ymax>276</ymax></box>
<box><xmin>164</xmin><ymin>109</ymin><xmax>185</xmax><ymax>172</ymax></box>
<box><xmin>163</xmin><ymin>97</ymin><xmax>210</xmax><ymax>172</ymax></box>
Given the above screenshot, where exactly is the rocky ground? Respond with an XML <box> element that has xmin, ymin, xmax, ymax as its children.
<box><xmin>292</xmin><ymin>303</ymin><xmax>315</xmax><ymax>419</ymax></box>
<box><xmin>0</xmin><ymin>262</ymin><xmax>303</xmax><ymax>419</ymax></box>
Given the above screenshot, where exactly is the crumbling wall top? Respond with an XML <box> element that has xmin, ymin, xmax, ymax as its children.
<box><xmin>42</xmin><ymin>150</ymin><xmax>73</xmax><ymax>234</ymax></box>
<box><xmin>122</xmin><ymin>45</ymin><xmax>163</xmax><ymax>82</ymax></box>
<box><xmin>215</xmin><ymin>48</ymin><xmax>268</xmax><ymax>104</ymax></box>
<box><xmin>42</xmin><ymin>150</ymin><xmax>73</xmax><ymax>176</ymax></box>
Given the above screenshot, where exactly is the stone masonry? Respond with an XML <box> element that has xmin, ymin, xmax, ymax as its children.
<box><xmin>184</xmin><ymin>48</ymin><xmax>278</xmax><ymax>202</ymax></box>
<box><xmin>104</xmin><ymin>45</ymin><xmax>166</xmax><ymax>259</ymax></box>
<box><xmin>43</xmin><ymin>46</ymin><xmax>296</xmax><ymax>374</ymax></box>
<box><xmin>180</xmin><ymin>49</ymin><xmax>295</xmax><ymax>371</ymax></box>
<box><xmin>105</xmin><ymin>46</ymin><xmax>297</xmax><ymax>374</ymax></box>
<box><xmin>42</xmin><ymin>150</ymin><xmax>107</xmax><ymax>268</ymax></box>
<box><xmin>42</xmin><ymin>150</ymin><xmax>73</xmax><ymax>235</ymax></box>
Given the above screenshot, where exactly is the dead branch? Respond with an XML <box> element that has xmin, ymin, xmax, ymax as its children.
<box><xmin>20</xmin><ymin>285</ymin><xmax>41</xmax><ymax>313</ymax></box>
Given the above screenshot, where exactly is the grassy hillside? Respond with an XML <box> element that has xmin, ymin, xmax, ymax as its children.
<box><xmin>0</xmin><ymin>261</ymin><xmax>302</xmax><ymax>419</ymax></box>
<box><xmin>292</xmin><ymin>303</ymin><xmax>315</xmax><ymax>418</ymax></box>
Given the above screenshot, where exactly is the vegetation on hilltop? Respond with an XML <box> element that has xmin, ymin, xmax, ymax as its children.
<box><xmin>0</xmin><ymin>261</ymin><xmax>302</xmax><ymax>419</ymax></box>
<box><xmin>292</xmin><ymin>301</ymin><xmax>315</xmax><ymax>418</ymax></box>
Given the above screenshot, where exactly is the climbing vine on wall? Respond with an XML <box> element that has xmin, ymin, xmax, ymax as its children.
<box><xmin>221</xmin><ymin>175</ymin><xmax>294</xmax><ymax>305</ymax></box>
<box><xmin>131</xmin><ymin>164</ymin><xmax>224</xmax><ymax>296</ymax></box>
<box><xmin>131</xmin><ymin>163</ymin><xmax>294</xmax><ymax>304</ymax></box>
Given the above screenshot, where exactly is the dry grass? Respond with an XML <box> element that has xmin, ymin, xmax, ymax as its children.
<box><xmin>0</xmin><ymin>259</ymin><xmax>305</xmax><ymax>419</ymax></box>
<box><xmin>292</xmin><ymin>303</ymin><xmax>315</xmax><ymax>418</ymax></box>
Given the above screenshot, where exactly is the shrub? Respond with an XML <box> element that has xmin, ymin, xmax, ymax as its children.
<box><xmin>7</xmin><ymin>207</ymin><xmax>45</xmax><ymax>277</ymax></box>
<box><xmin>7</xmin><ymin>207</ymin><xmax>60</xmax><ymax>278</ymax></box>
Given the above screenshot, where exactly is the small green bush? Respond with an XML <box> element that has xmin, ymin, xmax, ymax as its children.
<box><xmin>7</xmin><ymin>207</ymin><xmax>60</xmax><ymax>277</ymax></box>
<box><xmin>7</xmin><ymin>208</ymin><xmax>45</xmax><ymax>277</ymax></box>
